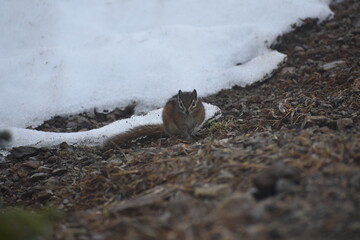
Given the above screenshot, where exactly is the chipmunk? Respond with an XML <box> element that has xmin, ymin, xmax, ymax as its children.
<box><xmin>104</xmin><ymin>89</ymin><xmax>206</xmax><ymax>148</ymax></box>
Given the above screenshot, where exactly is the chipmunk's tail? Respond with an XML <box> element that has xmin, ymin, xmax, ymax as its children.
<box><xmin>103</xmin><ymin>124</ymin><xmax>165</xmax><ymax>149</ymax></box>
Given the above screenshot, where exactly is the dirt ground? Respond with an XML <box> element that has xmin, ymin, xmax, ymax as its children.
<box><xmin>1</xmin><ymin>0</ymin><xmax>360</xmax><ymax>239</ymax></box>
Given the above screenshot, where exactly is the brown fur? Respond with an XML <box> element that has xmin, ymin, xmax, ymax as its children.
<box><xmin>103</xmin><ymin>90</ymin><xmax>205</xmax><ymax>149</ymax></box>
<box><xmin>104</xmin><ymin>124</ymin><xmax>164</xmax><ymax>148</ymax></box>
<box><xmin>162</xmin><ymin>93</ymin><xmax>205</xmax><ymax>139</ymax></box>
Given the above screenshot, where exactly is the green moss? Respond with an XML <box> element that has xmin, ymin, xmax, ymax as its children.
<box><xmin>208</xmin><ymin>117</ymin><xmax>237</xmax><ymax>135</ymax></box>
<box><xmin>0</xmin><ymin>206</ymin><xmax>59</xmax><ymax>240</ymax></box>
<box><xmin>0</xmin><ymin>131</ymin><xmax>11</xmax><ymax>142</ymax></box>
<box><xmin>0</xmin><ymin>130</ymin><xmax>12</xmax><ymax>148</ymax></box>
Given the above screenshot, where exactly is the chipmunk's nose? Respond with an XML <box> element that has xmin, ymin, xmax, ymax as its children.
<box><xmin>185</xmin><ymin>109</ymin><xmax>189</xmax><ymax>115</ymax></box>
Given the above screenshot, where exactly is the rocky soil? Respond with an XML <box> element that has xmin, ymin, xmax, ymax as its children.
<box><xmin>1</xmin><ymin>1</ymin><xmax>360</xmax><ymax>239</ymax></box>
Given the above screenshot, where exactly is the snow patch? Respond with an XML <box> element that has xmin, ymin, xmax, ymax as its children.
<box><xmin>3</xmin><ymin>103</ymin><xmax>221</xmax><ymax>149</ymax></box>
<box><xmin>0</xmin><ymin>0</ymin><xmax>332</xmax><ymax>128</ymax></box>
<box><xmin>0</xmin><ymin>0</ymin><xmax>333</xmax><ymax>148</ymax></box>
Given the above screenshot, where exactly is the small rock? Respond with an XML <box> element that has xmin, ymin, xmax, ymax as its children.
<box><xmin>30</xmin><ymin>172</ymin><xmax>49</xmax><ymax>182</ymax></box>
<box><xmin>107</xmin><ymin>155</ymin><xmax>126</xmax><ymax>165</ymax></box>
<box><xmin>318</xmin><ymin>126</ymin><xmax>334</xmax><ymax>134</ymax></box>
<box><xmin>21</xmin><ymin>160</ymin><xmax>41</xmax><ymax>169</ymax></box>
<box><xmin>279</xmin><ymin>67</ymin><xmax>296</xmax><ymax>76</ymax></box>
<box><xmin>52</xmin><ymin>168</ymin><xmax>67</xmax><ymax>176</ymax></box>
<box><xmin>321</xmin><ymin>60</ymin><xmax>346</xmax><ymax>71</ymax></box>
<box><xmin>253</xmin><ymin>162</ymin><xmax>300</xmax><ymax>200</ymax></box>
<box><xmin>194</xmin><ymin>184</ymin><xmax>231</xmax><ymax>198</ymax></box>
<box><xmin>76</xmin><ymin>116</ymin><xmax>93</xmax><ymax>129</ymax></box>
<box><xmin>66</xmin><ymin>121</ymin><xmax>78</xmax><ymax>129</ymax></box>
<box><xmin>16</xmin><ymin>167</ymin><xmax>32</xmax><ymax>178</ymax></box>
<box><xmin>60</xmin><ymin>142</ymin><xmax>71</xmax><ymax>149</ymax></box>
<box><xmin>301</xmin><ymin>115</ymin><xmax>337</xmax><ymax>130</ymax></box>
<box><xmin>294</xmin><ymin>136</ymin><xmax>311</xmax><ymax>146</ymax></box>
<box><xmin>217</xmin><ymin>138</ymin><xmax>230</xmax><ymax>144</ymax></box>
<box><xmin>336</xmin><ymin>37</ymin><xmax>344</xmax><ymax>43</ymax></box>
<box><xmin>319</xmin><ymin>103</ymin><xmax>333</xmax><ymax>109</ymax></box>
<box><xmin>11</xmin><ymin>146</ymin><xmax>38</xmax><ymax>159</ymax></box>
<box><xmin>294</xmin><ymin>46</ymin><xmax>304</xmax><ymax>52</ymax></box>
<box><xmin>38</xmin><ymin>166</ymin><xmax>52</xmax><ymax>173</ymax></box>
<box><xmin>47</xmin><ymin>155</ymin><xmax>62</xmax><ymax>163</ymax></box>
<box><xmin>44</xmin><ymin>176</ymin><xmax>59</xmax><ymax>188</ymax></box>
<box><xmin>336</xmin><ymin>118</ymin><xmax>353</xmax><ymax>131</ymax></box>
<box><xmin>37</xmin><ymin>190</ymin><xmax>54</xmax><ymax>202</ymax></box>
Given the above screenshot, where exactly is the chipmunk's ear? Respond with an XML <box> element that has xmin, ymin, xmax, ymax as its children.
<box><xmin>192</xmin><ymin>89</ymin><xmax>197</xmax><ymax>100</ymax></box>
<box><xmin>178</xmin><ymin>90</ymin><xmax>183</xmax><ymax>100</ymax></box>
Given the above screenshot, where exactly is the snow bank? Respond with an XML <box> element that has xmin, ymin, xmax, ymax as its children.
<box><xmin>0</xmin><ymin>0</ymin><xmax>332</xmax><ymax>128</ymax></box>
<box><xmin>0</xmin><ymin>0</ymin><xmax>332</xmax><ymax>147</ymax></box>
<box><xmin>3</xmin><ymin>103</ymin><xmax>220</xmax><ymax>148</ymax></box>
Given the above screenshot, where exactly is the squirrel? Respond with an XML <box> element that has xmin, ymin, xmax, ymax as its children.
<box><xmin>104</xmin><ymin>89</ymin><xmax>205</xmax><ymax>148</ymax></box>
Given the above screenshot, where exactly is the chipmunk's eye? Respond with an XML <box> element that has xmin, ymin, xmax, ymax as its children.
<box><xmin>190</xmin><ymin>101</ymin><xmax>197</xmax><ymax>109</ymax></box>
<box><xmin>178</xmin><ymin>102</ymin><xmax>185</xmax><ymax>110</ymax></box>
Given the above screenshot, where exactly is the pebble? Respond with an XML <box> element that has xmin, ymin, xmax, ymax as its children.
<box><xmin>21</xmin><ymin>160</ymin><xmax>41</xmax><ymax>169</ymax></box>
<box><xmin>318</xmin><ymin>126</ymin><xmax>334</xmax><ymax>134</ymax></box>
<box><xmin>294</xmin><ymin>46</ymin><xmax>304</xmax><ymax>52</ymax></box>
<box><xmin>321</xmin><ymin>60</ymin><xmax>346</xmax><ymax>71</ymax></box>
<box><xmin>336</xmin><ymin>118</ymin><xmax>353</xmax><ymax>131</ymax></box>
<box><xmin>38</xmin><ymin>166</ymin><xmax>52</xmax><ymax>173</ymax></box>
<box><xmin>252</xmin><ymin>162</ymin><xmax>300</xmax><ymax>200</ymax></box>
<box><xmin>30</xmin><ymin>172</ymin><xmax>49</xmax><ymax>181</ymax></box>
<box><xmin>37</xmin><ymin>190</ymin><xmax>54</xmax><ymax>202</ymax></box>
<box><xmin>66</xmin><ymin>121</ymin><xmax>78</xmax><ymax>129</ymax></box>
<box><xmin>301</xmin><ymin>115</ymin><xmax>337</xmax><ymax>130</ymax></box>
<box><xmin>60</xmin><ymin>142</ymin><xmax>73</xmax><ymax>150</ymax></box>
<box><xmin>319</xmin><ymin>103</ymin><xmax>333</xmax><ymax>109</ymax></box>
<box><xmin>52</xmin><ymin>168</ymin><xmax>67</xmax><ymax>176</ymax></box>
<box><xmin>47</xmin><ymin>155</ymin><xmax>62</xmax><ymax>163</ymax></box>
<box><xmin>11</xmin><ymin>146</ymin><xmax>38</xmax><ymax>159</ymax></box>
<box><xmin>44</xmin><ymin>176</ymin><xmax>59</xmax><ymax>187</ymax></box>
<box><xmin>279</xmin><ymin>67</ymin><xmax>296</xmax><ymax>76</ymax></box>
